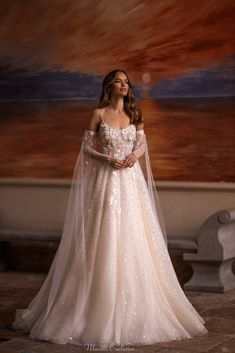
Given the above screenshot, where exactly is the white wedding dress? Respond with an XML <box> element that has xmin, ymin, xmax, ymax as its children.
<box><xmin>12</xmin><ymin>113</ymin><xmax>208</xmax><ymax>348</ymax></box>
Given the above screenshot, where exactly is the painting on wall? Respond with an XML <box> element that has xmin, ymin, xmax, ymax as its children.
<box><xmin>0</xmin><ymin>0</ymin><xmax>234</xmax><ymax>182</ymax></box>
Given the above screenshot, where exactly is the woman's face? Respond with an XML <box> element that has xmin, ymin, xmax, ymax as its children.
<box><xmin>110</xmin><ymin>71</ymin><xmax>129</xmax><ymax>97</ymax></box>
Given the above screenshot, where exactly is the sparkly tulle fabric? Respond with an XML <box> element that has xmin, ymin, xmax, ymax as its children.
<box><xmin>12</xmin><ymin>118</ymin><xmax>208</xmax><ymax>348</ymax></box>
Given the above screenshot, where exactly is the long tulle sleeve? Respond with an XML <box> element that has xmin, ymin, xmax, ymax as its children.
<box><xmin>132</xmin><ymin>129</ymin><xmax>145</xmax><ymax>159</ymax></box>
<box><xmin>83</xmin><ymin>130</ymin><xmax>111</xmax><ymax>163</ymax></box>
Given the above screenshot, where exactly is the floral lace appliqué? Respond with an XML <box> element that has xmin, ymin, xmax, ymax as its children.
<box><xmin>99</xmin><ymin>121</ymin><xmax>138</xmax><ymax>160</ymax></box>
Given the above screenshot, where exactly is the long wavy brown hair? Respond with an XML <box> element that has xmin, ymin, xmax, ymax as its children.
<box><xmin>98</xmin><ymin>69</ymin><xmax>143</xmax><ymax>125</ymax></box>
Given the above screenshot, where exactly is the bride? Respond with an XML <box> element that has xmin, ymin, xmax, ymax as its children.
<box><xmin>12</xmin><ymin>68</ymin><xmax>208</xmax><ymax>348</ymax></box>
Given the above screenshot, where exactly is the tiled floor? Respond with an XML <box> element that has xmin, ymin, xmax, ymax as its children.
<box><xmin>0</xmin><ymin>271</ymin><xmax>235</xmax><ymax>353</ymax></box>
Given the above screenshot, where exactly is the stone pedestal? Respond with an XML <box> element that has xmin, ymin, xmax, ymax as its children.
<box><xmin>184</xmin><ymin>208</ymin><xmax>235</xmax><ymax>292</ymax></box>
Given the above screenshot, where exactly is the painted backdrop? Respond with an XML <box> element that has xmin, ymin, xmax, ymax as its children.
<box><xmin>0</xmin><ymin>0</ymin><xmax>234</xmax><ymax>181</ymax></box>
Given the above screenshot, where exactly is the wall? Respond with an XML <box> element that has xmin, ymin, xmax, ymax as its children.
<box><xmin>0</xmin><ymin>178</ymin><xmax>234</xmax><ymax>239</ymax></box>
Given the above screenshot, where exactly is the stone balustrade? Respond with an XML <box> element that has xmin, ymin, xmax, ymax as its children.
<box><xmin>184</xmin><ymin>208</ymin><xmax>235</xmax><ymax>292</ymax></box>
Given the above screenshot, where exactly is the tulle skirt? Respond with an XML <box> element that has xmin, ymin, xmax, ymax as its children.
<box><xmin>12</xmin><ymin>160</ymin><xmax>208</xmax><ymax>348</ymax></box>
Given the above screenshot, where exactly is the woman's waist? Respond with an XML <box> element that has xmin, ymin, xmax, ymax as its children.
<box><xmin>101</xmin><ymin>149</ymin><xmax>132</xmax><ymax>160</ymax></box>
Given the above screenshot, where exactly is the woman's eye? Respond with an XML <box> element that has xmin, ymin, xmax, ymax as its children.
<box><xmin>114</xmin><ymin>80</ymin><xmax>128</xmax><ymax>84</ymax></box>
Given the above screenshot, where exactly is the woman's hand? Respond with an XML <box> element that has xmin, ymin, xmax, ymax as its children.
<box><xmin>123</xmin><ymin>153</ymin><xmax>137</xmax><ymax>168</ymax></box>
<box><xmin>109</xmin><ymin>157</ymin><xmax>125</xmax><ymax>169</ymax></box>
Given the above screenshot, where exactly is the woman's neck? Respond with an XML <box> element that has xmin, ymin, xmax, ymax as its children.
<box><xmin>110</xmin><ymin>97</ymin><xmax>124</xmax><ymax>114</ymax></box>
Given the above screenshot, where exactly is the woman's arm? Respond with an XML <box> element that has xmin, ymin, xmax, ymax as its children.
<box><xmin>123</xmin><ymin>122</ymin><xmax>145</xmax><ymax>167</ymax></box>
<box><xmin>83</xmin><ymin>109</ymin><xmax>111</xmax><ymax>163</ymax></box>
<box><xmin>132</xmin><ymin>122</ymin><xmax>145</xmax><ymax>159</ymax></box>
<box><xmin>83</xmin><ymin>109</ymin><xmax>124</xmax><ymax>169</ymax></box>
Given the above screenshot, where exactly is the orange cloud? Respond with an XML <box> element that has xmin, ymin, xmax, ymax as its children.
<box><xmin>0</xmin><ymin>0</ymin><xmax>234</xmax><ymax>83</ymax></box>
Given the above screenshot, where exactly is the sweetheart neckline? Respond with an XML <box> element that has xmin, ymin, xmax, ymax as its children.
<box><xmin>101</xmin><ymin>119</ymin><xmax>135</xmax><ymax>132</ymax></box>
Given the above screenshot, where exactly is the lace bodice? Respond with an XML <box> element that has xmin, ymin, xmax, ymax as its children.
<box><xmin>99</xmin><ymin>120</ymin><xmax>138</xmax><ymax>160</ymax></box>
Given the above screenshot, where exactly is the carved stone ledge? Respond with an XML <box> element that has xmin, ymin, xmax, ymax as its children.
<box><xmin>183</xmin><ymin>208</ymin><xmax>235</xmax><ymax>293</ymax></box>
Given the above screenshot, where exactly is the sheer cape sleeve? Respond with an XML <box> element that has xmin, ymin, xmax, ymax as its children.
<box><xmin>12</xmin><ymin>130</ymin><xmax>99</xmax><ymax>337</ymax></box>
<box><xmin>44</xmin><ymin>130</ymin><xmax>102</xmax><ymax>332</ymax></box>
<box><xmin>132</xmin><ymin>129</ymin><xmax>168</xmax><ymax>244</ymax></box>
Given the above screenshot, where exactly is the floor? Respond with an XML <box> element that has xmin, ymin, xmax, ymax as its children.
<box><xmin>0</xmin><ymin>271</ymin><xmax>235</xmax><ymax>353</ymax></box>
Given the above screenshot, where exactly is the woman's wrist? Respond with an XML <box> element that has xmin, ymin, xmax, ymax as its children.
<box><xmin>106</xmin><ymin>155</ymin><xmax>112</xmax><ymax>164</ymax></box>
<box><xmin>131</xmin><ymin>152</ymin><xmax>138</xmax><ymax>161</ymax></box>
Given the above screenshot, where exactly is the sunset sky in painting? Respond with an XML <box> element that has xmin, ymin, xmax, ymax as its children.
<box><xmin>0</xmin><ymin>0</ymin><xmax>234</xmax><ymax>181</ymax></box>
<box><xmin>0</xmin><ymin>0</ymin><xmax>234</xmax><ymax>85</ymax></box>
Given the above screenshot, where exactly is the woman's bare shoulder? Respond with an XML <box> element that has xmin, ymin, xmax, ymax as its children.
<box><xmin>90</xmin><ymin>108</ymin><xmax>102</xmax><ymax>119</ymax></box>
<box><xmin>86</xmin><ymin>108</ymin><xmax>102</xmax><ymax>131</ymax></box>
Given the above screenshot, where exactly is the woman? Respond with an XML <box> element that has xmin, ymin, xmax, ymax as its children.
<box><xmin>12</xmin><ymin>69</ymin><xmax>208</xmax><ymax>348</ymax></box>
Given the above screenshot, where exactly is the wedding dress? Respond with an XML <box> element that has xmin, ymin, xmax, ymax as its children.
<box><xmin>12</xmin><ymin>113</ymin><xmax>208</xmax><ymax>348</ymax></box>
